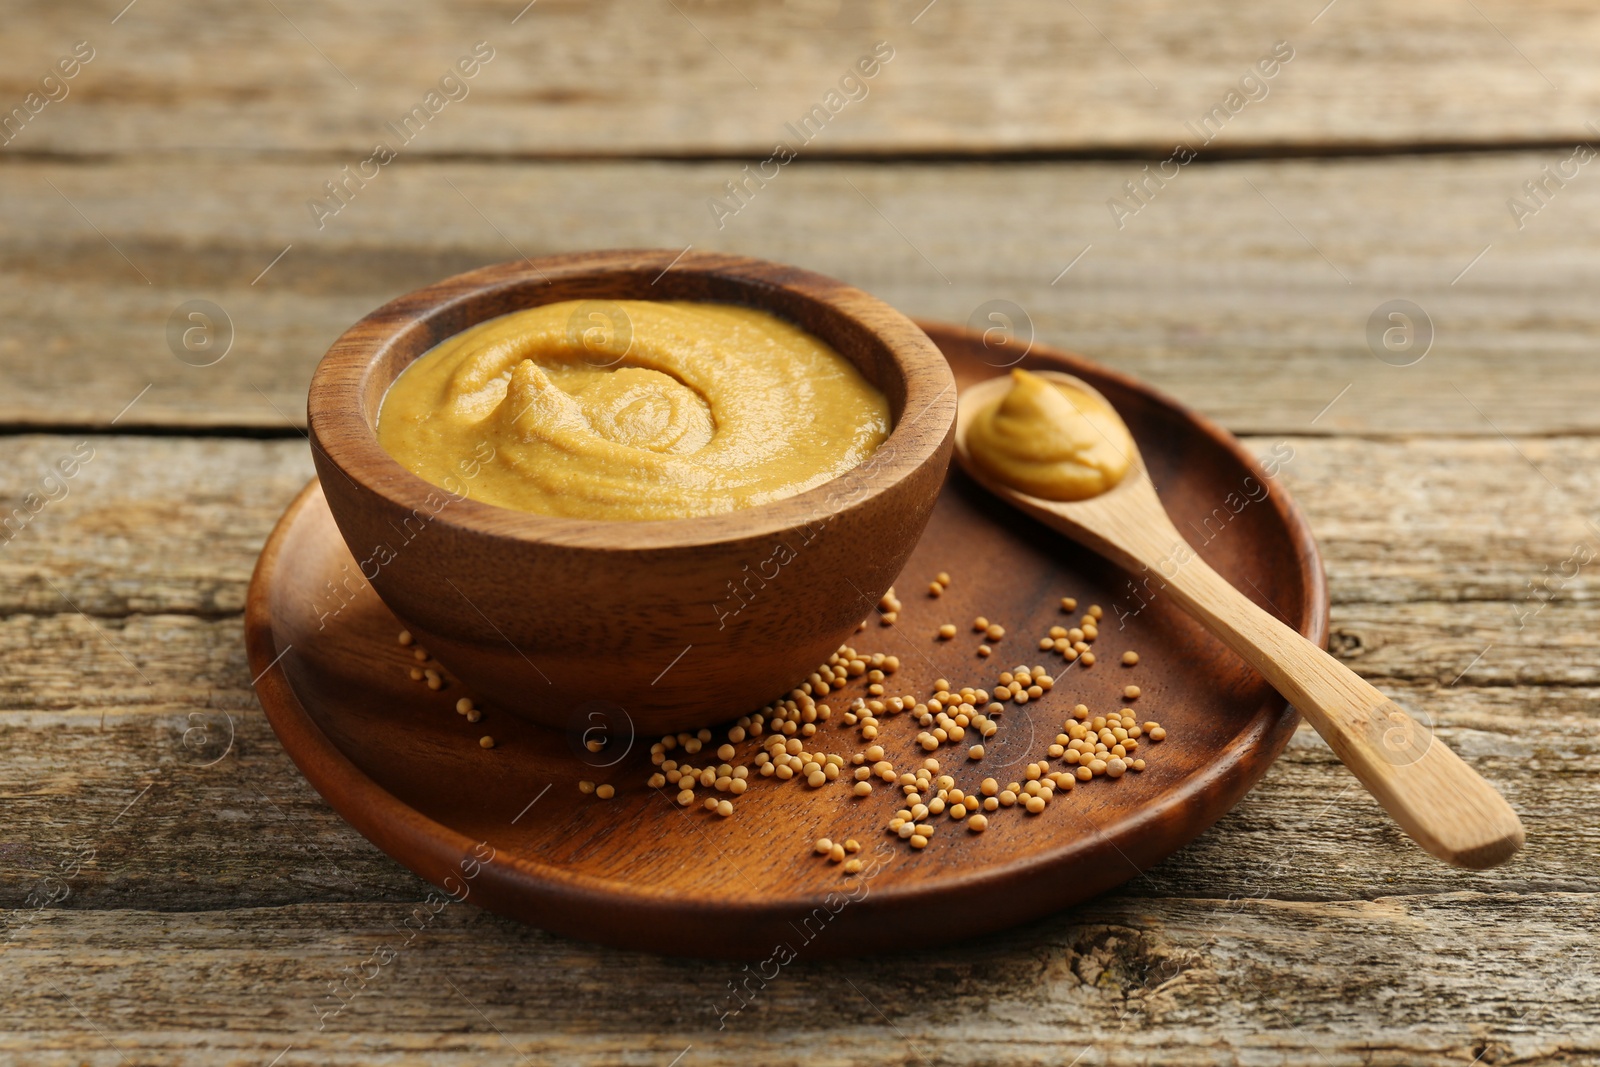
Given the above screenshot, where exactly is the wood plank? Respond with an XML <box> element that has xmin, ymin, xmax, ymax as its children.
<box><xmin>5</xmin><ymin>433</ymin><xmax>1597</xmax><ymax>619</ymax></box>
<box><xmin>3</xmin><ymin>678</ymin><xmax>1595</xmax><ymax>914</ymax></box>
<box><xmin>3</xmin><ymin>894</ymin><xmax>1595</xmax><ymax>1065</ymax></box>
<box><xmin>2</xmin><ymin>433</ymin><xmax>1597</xmax><ymax>908</ymax></box>
<box><xmin>3</xmin><ymin>155</ymin><xmax>1598</xmax><ymax>434</ymax></box>
<box><xmin>3</xmin><ymin>0</ymin><xmax>1600</xmax><ymax>156</ymax></box>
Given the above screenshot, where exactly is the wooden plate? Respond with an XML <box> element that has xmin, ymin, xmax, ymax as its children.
<box><xmin>246</xmin><ymin>322</ymin><xmax>1328</xmax><ymax>960</ymax></box>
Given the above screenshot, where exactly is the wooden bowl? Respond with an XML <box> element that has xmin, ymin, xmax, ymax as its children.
<box><xmin>307</xmin><ymin>250</ymin><xmax>956</xmax><ymax>736</ymax></box>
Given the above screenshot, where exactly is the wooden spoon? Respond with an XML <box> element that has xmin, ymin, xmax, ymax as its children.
<box><xmin>955</xmin><ymin>370</ymin><xmax>1524</xmax><ymax>869</ymax></box>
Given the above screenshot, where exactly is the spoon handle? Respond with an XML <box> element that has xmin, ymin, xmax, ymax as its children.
<box><xmin>1102</xmin><ymin>514</ymin><xmax>1524</xmax><ymax>869</ymax></box>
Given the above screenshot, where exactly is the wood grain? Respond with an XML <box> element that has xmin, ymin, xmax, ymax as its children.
<box><xmin>3</xmin><ymin>0</ymin><xmax>1593</xmax><ymax>1052</ymax></box>
<box><xmin>3</xmin><ymin>0</ymin><xmax>1599</xmax><ymax>156</ymax></box>
<box><xmin>2</xmin><ymin>894</ymin><xmax>1595</xmax><ymax>1065</ymax></box>
<box><xmin>3</xmin><ymin>155</ymin><xmax>1599</xmax><ymax>434</ymax></box>
<box><xmin>2</xmin><ymin>433</ymin><xmax>1596</xmax><ymax>912</ymax></box>
<box><xmin>5</xmin><ymin>434</ymin><xmax>1597</xmax><ymax>619</ymax></box>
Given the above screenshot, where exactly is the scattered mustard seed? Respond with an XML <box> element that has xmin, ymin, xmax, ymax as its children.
<box><xmin>397</xmin><ymin>630</ymin><xmax>413</xmax><ymax>646</ymax></box>
<box><xmin>579</xmin><ymin>780</ymin><xmax>595</xmax><ymax>794</ymax></box>
<box><xmin>1122</xmin><ymin>651</ymin><xmax>1139</xmax><ymax>666</ymax></box>
<box><xmin>978</xmin><ymin>644</ymin><xmax>992</xmax><ymax>658</ymax></box>
<box><xmin>1123</xmin><ymin>685</ymin><xmax>1141</xmax><ymax>700</ymax></box>
<box><xmin>938</xmin><ymin>624</ymin><xmax>957</xmax><ymax>640</ymax></box>
<box><xmin>973</xmin><ymin>616</ymin><xmax>989</xmax><ymax>632</ymax></box>
<box><xmin>478</xmin><ymin>735</ymin><xmax>495</xmax><ymax>749</ymax></box>
<box><xmin>968</xmin><ymin>813</ymin><xmax>988</xmax><ymax>832</ymax></box>
<box><xmin>1060</xmin><ymin>597</ymin><xmax>1077</xmax><ymax>612</ymax></box>
<box><xmin>455</xmin><ymin>697</ymin><xmax>473</xmax><ymax>714</ymax></box>
<box><xmin>596</xmin><ymin>784</ymin><xmax>615</xmax><ymax>799</ymax></box>
<box><xmin>985</xmin><ymin>623</ymin><xmax>1006</xmax><ymax>641</ymax></box>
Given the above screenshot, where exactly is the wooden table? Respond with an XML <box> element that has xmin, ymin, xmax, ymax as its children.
<box><xmin>4</xmin><ymin>2</ymin><xmax>1598</xmax><ymax>1063</ymax></box>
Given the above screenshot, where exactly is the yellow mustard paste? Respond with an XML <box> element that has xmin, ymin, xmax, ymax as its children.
<box><xmin>965</xmin><ymin>368</ymin><xmax>1134</xmax><ymax>500</ymax></box>
<box><xmin>377</xmin><ymin>300</ymin><xmax>889</xmax><ymax>521</ymax></box>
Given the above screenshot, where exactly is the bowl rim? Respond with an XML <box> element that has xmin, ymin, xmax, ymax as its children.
<box><xmin>307</xmin><ymin>249</ymin><xmax>956</xmax><ymax>550</ymax></box>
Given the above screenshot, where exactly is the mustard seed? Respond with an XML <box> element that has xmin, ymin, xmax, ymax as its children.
<box><xmin>909</xmin><ymin>834</ymin><xmax>928</xmax><ymax>849</ymax></box>
<box><xmin>986</xmin><ymin>623</ymin><xmax>1005</xmax><ymax>641</ymax></box>
<box><xmin>1025</xmin><ymin>795</ymin><xmax>1047</xmax><ymax>814</ymax></box>
<box><xmin>478</xmin><ymin>735</ymin><xmax>495</xmax><ymax>749</ymax></box>
<box><xmin>413</xmin><ymin>648</ymin><xmax>428</xmax><ymax>662</ymax></box>
<box><xmin>409</xmin><ymin>667</ymin><xmax>424</xmax><ymax>681</ymax></box>
<box><xmin>677</xmin><ymin>789</ymin><xmax>695</xmax><ymax>806</ymax></box>
<box><xmin>973</xmin><ymin>616</ymin><xmax>989</xmax><ymax>631</ymax></box>
<box><xmin>1122</xmin><ymin>651</ymin><xmax>1139</xmax><ymax>666</ymax></box>
<box><xmin>596</xmin><ymin>784</ymin><xmax>615</xmax><ymax>799</ymax></box>
<box><xmin>853</xmin><ymin>781</ymin><xmax>873</xmax><ymax>797</ymax></box>
<box><xmin>1080</xmin><ymin>652</ymin><xmax>1096</xmax><ymax>666</ymax></box>
<box><xmin>1123</xmin><ymin>685</ymin><xmax>1141</xmax><ymax>700</ymax></box>
<box><xmin>968</xmin><ymin>745</ymin><xmax>985</xmax><ymax>760</ymax></box>
<box><xmin>843</xmin><ymin>858</ymin><xmax>863</xmax><ymax>874</ymax></box>
<box><xmin>929</xmin><ymin>582</ymin><xmax>944</xmax><ymax>597</ymax></box>
<box><xmin>938</xmin><ymin>624</ymin><xmax>957</xmax><ymax>640</ymax></box>
<box><xmin>466</xmin><ymin>709</ymin><xmax>482</xmax><ymax>723</ymax></box>
<box><xmin>1149</xmin><ymin>726</ymin><xmax>1167</xmax><ymax>741</ymax></box>
<box><xmin>398</xmin><ymin>630</ymin><xmax>413</xmax><ymax>646</ymax></box>
<box><xmin>829</xmin><ymin>843</ymin><xmax>846</xmax><ymax>863</ymax></box>
<box><xmin>426</xmin><ymin>674</ymin><xmax>442</xmax><ymax>691</ymax></box>
<box><xmin>579</xmin><ymin>780</ymin><xmax>596</xmax><ymax>794</ymax></box>
<box><xmin>978</xmin><ymin>644</ymin><xmax>992</xmax><ymax>658</ymax></box>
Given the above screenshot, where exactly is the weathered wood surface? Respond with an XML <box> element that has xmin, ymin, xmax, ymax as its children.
<box><xmin>4</xmin><ymin>155</ymin><xmax>1599</xmax><ymax>434</ymax></box>
<box><xmin>6</xmin><ymin>433</ymin><xmax>1596</xmax><ymax>619</ymax></box>
<box><xmin>2</xmin><ymin>895</ymin><xmax>1595</xmax><ymax>1065</ymax></box>
<box><xmin>1</xmin><ymin>433</ymin><xmax>1596</xmax><ymax>912</ymax></box>
<box><xmin>4</xmin><ymin>0</ymin><xmax>1600</xmax><ymax>156</ymax></box>
<box><xmin>6</xmin><ymin>0</ymin><xmax>1600</xmax><ymax>1057</ymax></box>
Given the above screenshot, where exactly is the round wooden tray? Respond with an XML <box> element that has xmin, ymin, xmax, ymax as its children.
<box><xmin>246</xmin><ymin>321</ymin><xmax>1328</xmax><ymax>959</ymax></box>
